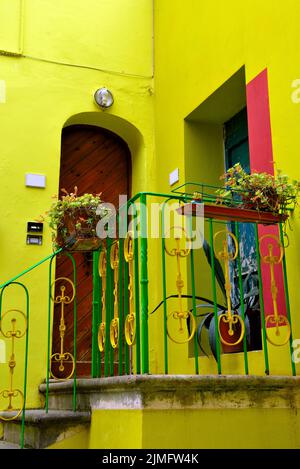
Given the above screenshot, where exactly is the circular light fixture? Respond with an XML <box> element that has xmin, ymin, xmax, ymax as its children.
<box><xmin>94</xmin><ymin>87</ymin><xmax>114</xmax><ymax>109</ymax></box>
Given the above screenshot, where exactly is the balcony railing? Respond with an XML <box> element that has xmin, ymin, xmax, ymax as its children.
<box><xmin>0</xmin><ymin>188</ymin><xmax>297</xmax><ymax>447</ymax></box>
<box><xmin>91</xmin><ymin>189</ymin><xmax>296</xmax><ymax>379</ymax></box>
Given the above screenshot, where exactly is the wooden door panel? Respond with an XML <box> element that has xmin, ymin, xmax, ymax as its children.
<box><xmin>51</xmin><ymin>125</ymin><xmax>130</xmax><ymax>377</ymax></box>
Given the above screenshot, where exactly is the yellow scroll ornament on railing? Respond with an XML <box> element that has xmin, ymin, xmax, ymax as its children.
<box><xmin>164</xmin><ymin>226</ymin><xmax>196</xmax><ymax>344</ymax></box>
<box><xmin>50</xmin><ymin>278</ymin><xmax>75</xmax><ymax>380</ymax></box>
<box><xmin>124</xmin><ymin>231</ymin><xmax>136</xmax><ymax>346</ymax></box>
<box><xmin>0</xmin><ymin>309</ymin><xmax>27</xmax><ymax>421</ymax></box>
<box><xmin>213</xmin><ymin>230</ymin><xmax>245</xmax><ymax>346</ymax></box>
<box><xmin>110</xmin><ymin>241</ymin><xmax>119</xmax><ymax>349</ymax></box>
<box><xmin>259</xmin><ymin>234</ymin><xmax>291</xmax><ymax>346</ymax></box>
<box><xmin>98</xmin><ymin>248</ymin><xmax>107</xmax><ymax>352</ymax></box>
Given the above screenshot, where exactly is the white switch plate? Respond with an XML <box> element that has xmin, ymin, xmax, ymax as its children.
<box><xmin>169</xmin><ymin>168</ymin><xmax>179</xmax><ymax>186</ymax></box>
<box><xmin>25</xmin><ymin>173</ymin><xmax>46</xmax><ymax>188</ymax></box>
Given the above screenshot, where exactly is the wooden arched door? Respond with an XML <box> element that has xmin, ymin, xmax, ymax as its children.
<box><xmin>51</xmin><ymin>125</ymin><xmax>131</xmax><ymax>377</ymax></box>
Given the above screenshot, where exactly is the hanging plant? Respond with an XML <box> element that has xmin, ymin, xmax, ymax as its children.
<box><xmin>44</xmin><ymin>187</ymin><xmax>110</xmax><ymax>251</ymax></box>
<box><xmin>215</xmin><ymin>163</ymin><xmax>300</xmax><ymax>218</ymax></box>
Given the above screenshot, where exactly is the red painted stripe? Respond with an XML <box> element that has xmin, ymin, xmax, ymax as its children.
<box><xmin>246</xmin><ymin>68</ymin><xmax>287</xmax><ymax>319</ymax></box>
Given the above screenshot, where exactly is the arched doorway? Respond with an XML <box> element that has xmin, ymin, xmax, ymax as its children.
<box><xmin>51</xmin><ymin>124</ymin><xmax>131</xmax><ymax>377</ymax></box>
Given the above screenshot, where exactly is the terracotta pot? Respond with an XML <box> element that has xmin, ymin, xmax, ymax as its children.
<box><xmin>56</xmin><ymin>211</ymin><xmax>101</xmax><ymax>251</ymax></box>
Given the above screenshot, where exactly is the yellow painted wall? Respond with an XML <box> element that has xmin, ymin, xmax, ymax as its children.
<box><xmin>0</xmin><ymin>0</ymin><xmax>22</xmax><ymax>55</ymax></box>
<box><xmin>52</xmin><ymin>408</ymin><xmax>299</xmax><ymax>449</ymax></box>
<box><xmin>89</xmin><ymin>409</ymin><xmax>142</xmax><ymax>449</ymax></box>
<box><xmin>142</xmin><ymin>408</ymin><xmax>300</xmax><ymax>449</ymax></box>
<box><xmin>0</xmin><ymin>0</ymin><xmax>154</xmax><ymax>409</ymax></box>
<box><xmin>153</xmin><ymin>0</ymin><xmax>300</xmax><ymax>377</ymax></box>
<box><xmin>47</xmin><ymin>426</ymin><xmax>90</xmax><ymax>449</ymax></box>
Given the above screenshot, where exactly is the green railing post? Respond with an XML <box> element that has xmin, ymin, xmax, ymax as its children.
<box><xmin>208</xmin><ymin>219</ymin><xmax>222</xmax><ymax>374</ymax></box>
<box><xmin>234</xmin><ymin>222</ymin><xmax>249</xmax><ymax>375</ymax></box>
<box><xmin>92</xmin><ymin>250</ymin><xmax>101</xmax><ymax>378</ymax></box>
<box><xmin>279</xmin><ymin>224</ymin><xmax>296</xmax><ymax>376</ymax></box>
<box><xmin>187</xmin><ymin>212</ymin><xmax>199</xmax><ymax>375</ymax></box>
<box><xmin>104</xmin><ymin>239</ymin><xmax>113</xmax><ymax>377</ymax></box>
<box><xmin>19</xmin><ymin>283</ymin><xmax>29</xmax><ymax>449</ymax></box>
<box><xmin>118</xmin><ymin>237</ymin><xmax>124</xmax><ymax>376</ymax></box>
<box><xmin>140</xmin><ymin>193</ymin><xmax>149</xmax><ymax>374</ymax></box>
<box><xmin>104</xmin><ymin>242</ymin><xmax>110</xmax><ymax>377</ymax></box>
<box><xmin>161</xmin><ymin>204</ymin><xmax>169</xmax><ymax>374</ymax></box>
<box><xmin>64</xmin><ymin>253</ymin><xmax>77</xmax><ymax>411</ymax></box>
<box><xmin>254</xmin><ymin>224</ymin><xmax>270</xmax><ymax>375</ymax></box>
<box><xmin>123</xmin><ymin>247</ymin><xmax>130</xmax><ymax>375</ymax></box>
<box><xmin>120</xmin><ymin>203</ymin><xmax>130</xmax><ymax>374</ymax></box>
<box><xmin>46</xmin><ymin>252</ymin><xmax>77</xmax><ymax>411</ymax></box>
<box><xmin>46</xmin><ymin>256</ymin><xmax>56</xmax><ymax>413</ymax></box>
<box><xmin>133</xmin><ymin>203</ymin><xmax>141</xmax><ymax>375</ymax></box>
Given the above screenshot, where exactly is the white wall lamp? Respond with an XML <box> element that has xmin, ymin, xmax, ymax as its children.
<box><xmin>94</xmin><ymin>87</ymin><xmax>114</xmax><ymax>109</ymax></box>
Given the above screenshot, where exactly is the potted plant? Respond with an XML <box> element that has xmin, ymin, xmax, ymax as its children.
<box><xmin>216</xmin><ymin>163</ymin><xmax>300</xmax><ymax>218</ymax></box>
<box><xmin>46</xmin><ymin>186</ymin><xmax>110</xmax><ymax>251</ymax></box>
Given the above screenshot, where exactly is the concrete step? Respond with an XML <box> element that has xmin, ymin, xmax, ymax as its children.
<box><xmin>40</xmin><ymin>379</ymin><xmax>94</xmax><ymax>410</ymax></box>
<box><xmin>1</xmin><ymin>409</ymin><xmax>90</xmax><ymax>449</ymax></box>
<box><xmin>0</xmin><ymin>440</ymin><xmax>20</xmax><ymax>449</ymax></box>
<box><xmin>39</xmin><ymin>374</ymin><xmax>300</xmax><ymax>414</ymax></box>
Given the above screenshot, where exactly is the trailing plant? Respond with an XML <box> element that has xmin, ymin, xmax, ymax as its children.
<box><xmin>216</xmin><ymin>163</ymin><xmax>300</xmax><ymax>217</ymax></box>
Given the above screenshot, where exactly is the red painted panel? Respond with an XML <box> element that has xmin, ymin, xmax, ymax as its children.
<box><xmin>246</xmin><ymin>68</ymin><xmax>287</xmax><ymax>318</ymax></box>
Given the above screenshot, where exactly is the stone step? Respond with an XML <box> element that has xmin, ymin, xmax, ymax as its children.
<box><xmin>39</xmin><ymin>374</ymin><xmax>300</xmax><ymax>414</ymax></box>
<box><xmin>40</xmin><ymin>379</ymin><xmax>92</xmax><ymax>410</ymax></box>
<box><xmin>1</xmin><ymin>409</ymin><xmax>90</xmax><ymax>449</ymax></box>
<box><xmin>0</xmin><ymin>440</ymin><xmax>20</xmax><ymax>449</ymax></box>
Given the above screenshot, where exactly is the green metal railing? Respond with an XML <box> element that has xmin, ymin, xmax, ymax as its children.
<box><xmin>0</xmin><ymin>247</ymin><xmax>79</xmax><ymax>447</ymax></box>
<box><xmin>0</xmin><ymin>282</ymin><xmax>29</xmax><ymax>448</ymax></box>
<box><xmin>91</xmin><ymin>191</ymin><xmax>297</xmax><ymax>379</ymax></box>
<box><xmin>45</xmin><ymin>252</ymin><xmax>77</xmax><ymax>412</ymax></box>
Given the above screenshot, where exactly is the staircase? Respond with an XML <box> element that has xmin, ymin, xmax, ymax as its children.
<box><xmin>2</xmin><ymin>375</ymin><xmax>300</xmax><ymax>449</ymax></box>
<box><xmin>1</xmin><ymin>392</ymin><xmax>90</xmax><ymax>448</ymax></box>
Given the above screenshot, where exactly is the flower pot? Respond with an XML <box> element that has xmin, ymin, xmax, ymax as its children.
<box><xmin>241</xmin><ymin>190</ymin><xmax>280</xmax><ymax>213</ymax></box>
<box><xmin>47</xmin><ymin>188</ymin><xmax>109</xmax><ymax>251</ymax></box>
<box><xmin>64</xmin><ymin>235</ymin><xmax>101</xmax><ymax>252</ymax></box>
<box><xmin>178</xmin><ymin>203</ymin><xmax>287</xmax><ymax>224</ymax></box>
<box><xmin>57</xmin><ymin>212</ymin><xmax>101</xmax><ymax>251</ymax></box>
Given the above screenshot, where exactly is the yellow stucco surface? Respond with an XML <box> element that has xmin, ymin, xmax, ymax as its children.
<box><xmin>47</xmin><ymin>426</ymin><xmax>89</xmax><ymax>450</ymax></box>
<box><xmin>0</xmin><ymin>0</ymin><xmax>154</xmax><ymax>409</ymax></box>
<box><xmin>152</xmin><ymin>0</ymin><xmax>300</xmax><ymax>377</ymax></box>
<box><xmin>52</xmin><ymin>407</ymin><xmax>300</xmax><ymax>449</ymax></box>
<box><xmin>1</xmin><ymin>0</ymin><xmax>300</xmax><ymax>449</ymax></box>
<box><xmin>89</xmin><ymin>409</ymin><xmax>143</xmax><ymax>449</ymax></box>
